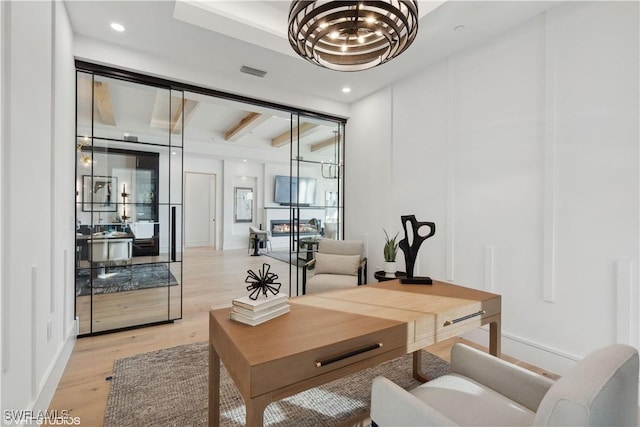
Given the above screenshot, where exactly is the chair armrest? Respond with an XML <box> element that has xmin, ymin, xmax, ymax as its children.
<box><xmin>371</xmin><ymin>376</ymin><xmax>459</xmax><ymax>427</ymax></box>
<box><xmin>357</xmin><ymin>257</ymin><xmax>367</xmax><ymax>285</ymax></box>
<box><xmin>450</xmin><ymin>343</ymin><xmax>555</xmax><ymax>412</ymax></box>
<box><xmin>301</xmin><ymin>258</ymin><xmax>316</xmax><ymax>295</ymax></box>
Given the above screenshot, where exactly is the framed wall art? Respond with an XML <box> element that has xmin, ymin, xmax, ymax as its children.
<box><xmin>82</xmin><ymin>175</ymin><xmax>118</xmax><ymax>212</ymax></box>
<box><xmin>234</xmin><ymin>187</ymin><xmax>253</xmax><ymax>223</ymax></box>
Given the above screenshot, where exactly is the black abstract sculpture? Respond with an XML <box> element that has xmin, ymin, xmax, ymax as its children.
<box><xmin>245</xmin><ymin>263</ymin><xmax>282</xmax><ymax>300</ymax></box>
<box><xmin>398</xmin><ymin>215</ymin><xmax>436</xmax><ymax>279</ymax></box>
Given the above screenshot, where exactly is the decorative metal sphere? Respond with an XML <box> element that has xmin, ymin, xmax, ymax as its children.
<box><xmin>245</xmin><ymin>263</ymin><xmax>282</xmax><ymax>300</ymax></box>
<box><xmin>288</xmin><ymin>1</ymin><xmax>419</xmax><ymax>72</ymax></box>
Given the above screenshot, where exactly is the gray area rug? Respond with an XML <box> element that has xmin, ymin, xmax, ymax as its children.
<box><xmin>104</xmin><ymin>342</ymin><xmax>449</xmax><ymax>427</ymax></box>
<box><xmin>76</xmin><ymin>263</ymin><xmax>178</xmax><ymax>296</ymax></box>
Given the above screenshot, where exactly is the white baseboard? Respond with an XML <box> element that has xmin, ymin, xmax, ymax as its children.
<box><xmin>463</xmin><ymin>327</ymin><xmax>580</xmax><ymax>376</ymax></box>
<box><xmin>31</xmin><ymin>323</ymin><xmax>76</xmax><ymax>413</ymax></box>
<box><xmin>185</xmin><ymin>241</ymin><xmax>210</xmax><ymax>248</ymax></box>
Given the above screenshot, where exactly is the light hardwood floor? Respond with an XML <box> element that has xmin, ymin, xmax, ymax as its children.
<box><xmin>49</xmin><ymin>247</ymin><xmax>558</xmax><ymax>426</ymax></box>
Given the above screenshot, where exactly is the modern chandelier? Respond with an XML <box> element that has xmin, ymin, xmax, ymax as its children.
<box><xmin>288</xmin><ymin>1</ymin><xmax>419</xmax><ymax>72</ymax></box>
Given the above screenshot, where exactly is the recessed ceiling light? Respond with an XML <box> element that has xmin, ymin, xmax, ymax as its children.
<box><xmin>110</xmin><ymin>22</ymin><xmax>125</xmax><ymax>32</ymax></box>
<box><xmin>242</xmin><ymin>159</ymin><xmax>247</xmax><ymax>162</ymax></box>
<box><xmin>342</xmin><ymin>87</ymin><xmax>351</xmax><ymax>94</ymax></box>
<box><xmin>455</xmin><ymin>25</ymin><xmax>465</xmax><ymax>32</ymax></box>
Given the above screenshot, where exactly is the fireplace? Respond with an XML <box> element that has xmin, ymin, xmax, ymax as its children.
<box><xmin>271</xmin><ymin>219</ymin><xmax>322</xmax><ymax>236</ymax></box>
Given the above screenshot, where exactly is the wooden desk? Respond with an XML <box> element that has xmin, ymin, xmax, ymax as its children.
<box><xmin>208</xmin><ymin>280</ymin><xmax>501</xmax><ymax>426</ymax></box>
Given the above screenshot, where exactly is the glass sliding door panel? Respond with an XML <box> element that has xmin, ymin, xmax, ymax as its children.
<box><xmin>169</xmin><ymin>146</ymin><xmax>183</xmax><ymax>205</ymax></box>
<box><xmin>169</xmin><ymin>205</ymin><xmax>183</xmax><ymax>263</ymax></box>
<box><xmin>169</xmin><ymin>89</ymin><xmax>185</xmax><ymax>148</ymax></box>
<box><xmin>76</xmin><ymin>143</ymin><xmax>164</xmax><ymax>265</ymax></box>
<box><xmin>289</xmin><ymin>115</ymin><xmax>345</xmax><ymax>295</ymax></box>
<box><xmin>169</xmin><ymin>262</ymin><xmax>182</xmax><ymax>320</ymax></box>
<box><xmin>76</xmin><ymin>71</ymin><xmax>94</xmax><ymax>137</ymax></box>
<box><xmin>75</xmin><ymin>70</ymin><xmax>184</xmax><ymax>335</ymax></box>
<box><xmin>90</xmin><ymin>263</ymin><xmax>171</xmax><ymax>333</ymax></box>
<box><xmin>91</xmin><ymin>75</ymin><xmax>172</xmax><ymax>146</ymax></box>
<box><xmin>155</xmin><ymin>204</ymin><xmax>172</xmax><ymax>264</ymax></box>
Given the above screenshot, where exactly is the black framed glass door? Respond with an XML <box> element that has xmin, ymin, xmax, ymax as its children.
<box><xmin>75</xmin><ymin>71</ymin><xmax>183</xmax><ymax>335</ymax></box>
<box><xmin>288</xmin><ymin>113</ymin><xmax>345</xmax><ymax>295</ymax></box>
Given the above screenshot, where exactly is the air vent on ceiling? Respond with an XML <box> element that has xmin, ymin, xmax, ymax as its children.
<box><xmin>240</xmin><ymin>66</ymin><xmax>267</xmax><ymax>78</ymax></box>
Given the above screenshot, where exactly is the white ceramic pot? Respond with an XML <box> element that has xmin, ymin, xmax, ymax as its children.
<box><xmin>383</xmin><ymin>261</ymin><xmax>397</xmax><ymax>277</ymax></box>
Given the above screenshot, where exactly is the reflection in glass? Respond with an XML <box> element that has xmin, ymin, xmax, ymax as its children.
<box><xmin>75</xmin><ymin>71</ymin><xmax>183</xmax><ymax>335</ymax></box>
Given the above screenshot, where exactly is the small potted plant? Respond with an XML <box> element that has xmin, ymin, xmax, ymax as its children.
<box><xmin>383</xmin><ymin>229</ymin><xmax>399</xmax><ymax>276</ymax></box>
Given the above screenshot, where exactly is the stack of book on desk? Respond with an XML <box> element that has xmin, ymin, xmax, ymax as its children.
<box><xmin>230</xmin><ymin>293</ymin><xmax>289</xmax><ymax>326</ymax></box>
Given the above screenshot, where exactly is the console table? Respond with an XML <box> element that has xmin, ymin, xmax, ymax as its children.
<box><xmin>296</xmin><ymin>237</ymin><xmax>320</xmax><ymax>262</ymax></box>
<box><xmin>208</xmin><ymin>280</ymin><xmax>501</xmax><ymax>426</ymax></box>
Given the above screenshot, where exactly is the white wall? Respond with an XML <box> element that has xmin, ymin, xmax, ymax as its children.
<box><xmin>1</xmin><ymin>0</ymin><xmax>76</xmax><ymax>416</ymax></box>
<box><xmin>347</xmin><ymin>1</ymin><xmax>639</xmax><ymax>373</ymax></box>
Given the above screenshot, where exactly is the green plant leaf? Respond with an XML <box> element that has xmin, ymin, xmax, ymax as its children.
<box><xmin>383</xmin><ymin>229</ymin><xmax>399</xmax><ymax>262</ymax></box>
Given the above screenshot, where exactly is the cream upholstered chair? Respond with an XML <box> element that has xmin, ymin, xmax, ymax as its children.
<box><xmin>302</xmin><ymin>239</ymin><xmax>367</xmax><ymax>294</ymax></box>
<box><xmin>371</xmin><ymin>343</ymin><xmax>639</xmax><ymax>427</ymax></box>
<box><xmin>247</xmin><ymin>226</ymin><xmax>271</xmax><ymax>254</ymax></box>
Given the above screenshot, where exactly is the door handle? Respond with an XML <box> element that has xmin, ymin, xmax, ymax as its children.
<box><xmin>171</xmin><ymin>206</ymin><xmax>176</xmax><ymax>262</ymax></box>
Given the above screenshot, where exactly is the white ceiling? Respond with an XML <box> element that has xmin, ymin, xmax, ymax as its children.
<box><xmin>65</xmin><ymin>1</ymin><xmax>560</xmax><ymax>156</ymax></box>
<box><xmin>64</xmin><ymin>1</ymin><xmax>559</xmax><ymax>105</ymax></box>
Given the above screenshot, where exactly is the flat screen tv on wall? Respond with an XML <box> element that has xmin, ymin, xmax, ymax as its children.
<box><xmin>274</xmin><ymin>175</ymin><xmax>317</xmax><ymax>206</ymax></box>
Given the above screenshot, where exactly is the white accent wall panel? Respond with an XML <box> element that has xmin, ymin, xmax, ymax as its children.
<box><xmin>347</xmin><ymin>1</ymin><xmax>639</xmax><ymax>366</ymax></box>
<box><xmin>2</xmin><ymin>1</ymin><xmax>76</xmax><ymax>413</ymax></box>
<box><xmin>391</xmin><ymin>61</ymin><xmax>450</xmax><ymax>279</ymax></box>
<box><xmin>344</xmin><ymin>87</ymin><xmax>392</xmax><ymax>276</ymax></box>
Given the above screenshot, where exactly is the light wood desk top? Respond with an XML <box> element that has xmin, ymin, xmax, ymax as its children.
<box><xmin>292</xmin><ymin>280</ymin><xmax>501</xmax><ymax>354</ymax></box>
<box><xmin>209</xmin><ymin>279</ymin><xmax>501</xmax><ymax>427</ymax></box>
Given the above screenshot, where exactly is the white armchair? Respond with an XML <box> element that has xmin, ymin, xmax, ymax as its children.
<box><xmin>371</xmin><ymin>343</ymin><xmax>638</xmax><ymax>427</ymax></box>
<box><xmin>302</xmin><ymin>239</ymin><xmax>367</xmax><ymax>294</ymax></box>
<box><xmin>247</xmin><ymin>226</ymin><xmax>271</xmax><ymax>254</ymax></box>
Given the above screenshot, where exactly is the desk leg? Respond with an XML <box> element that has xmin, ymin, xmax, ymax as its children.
<box><xmin>245</xmin><ymin>395</ymin><xmax>270</xmax><ymax>427</ymax></box>
<box><xmin>412</xmin><ymin>350</ymin><xmax>430</xmax><ymax>383</ymax></box>
<box><xmin>489</xmin><ymin>315</ymin><xmax>501</xmax><ymax>357</ymax></box>
<box><xmin>208</xmin><ymin>343</ymin><xmax>220</xmax><ymax>427</ymax></box>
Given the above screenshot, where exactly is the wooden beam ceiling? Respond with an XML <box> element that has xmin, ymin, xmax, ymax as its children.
<box><xmin>170</xmin><ymin>98</ymin><xmax>199</xmax><ymax>134</ymax></box>
<box><xmin>224</xmin><ymin>112</ymin><xmax>269</xmax><ymax>141</ymax></box>
<box><xmin>310</xmin><ymin>136</ymin><xmax>338</xmax><ymax>152</ymax></box>
<box><xmin>271</xmin><ymin>123</ymin><xmax>318</xmax><ymax>148</ymax></box>
<box><xmin>93</xmin><ymin>81</ymin><xmax>116</xmax><ymax>126</ymax></box>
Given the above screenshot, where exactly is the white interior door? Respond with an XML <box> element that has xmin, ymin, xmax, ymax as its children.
<box><xmin>185</xmin><ymin>172</ymin><xmax>216</xmax><ymax>248</ymax></box>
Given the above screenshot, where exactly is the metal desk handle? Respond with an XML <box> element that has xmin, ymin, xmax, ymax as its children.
<box><xmin>443</xmin><ymin>310</ymin><xmax>486</xmax><ymax>327</ymax></box>
<box><xmin>315</xmin><ymin>343</ymin><xmax>383</xmax><ymax>367</ymax></box>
